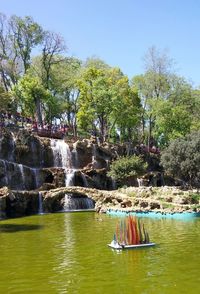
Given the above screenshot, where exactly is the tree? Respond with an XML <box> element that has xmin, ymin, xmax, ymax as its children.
<box><xmin>0</xmin><ymin>85</ymin><xmax>13</xmax><ymax>113</ymax></box>
<box><xmin>133</xmin><ymin>46</ymin><xmax>173</xmax><ymax>146</ymax></box>
<box><xmin>77</xmin><ymin>59</ymin><xmax>140</xmax><ymax>142</ymax></box>
<box><xmin>109</xmin><ymin>68</ymin><xmax>141</xmax><ymax>142</ymax></box>
<box><xmin>161</xmin><ymin>132</ymin><xmax>200</xmax><ymax>186</ymax></box>
<box><xmin>12</xmin><ymin>74</ymin><xmax>51</xmax><ymax>125</ymax></box>
<box><xmin>9</xmin><ymin>15</ymin><xmax>43</xmax><ymax>73</ymax></box>
<box><xmin>0</xmin><ymin>13</ymin><xmax>43</xmax><ymax>90</ymax></box>
<box><xmin>41</xmin><ymin>31</ymin><xmax>66</xmax><ymax>89</ymax></box>
<box><xmin>30</xmin><ymin>55</ymin><xmax>82</xmax><ymax>133</ymax></box>
<box><xmin>48</xmin><ymin>57</ymin><xmax>82</xmax><ymax>135</ymax></box>
<box><xmin>151</xmin><ymin>76</ymin><xmax>194</xmax><ymax>145</ymax></box>
<box><xmin>77</xmin><ymin>59</ymin><xmax>112</xmax><ymax>140</ymax></box>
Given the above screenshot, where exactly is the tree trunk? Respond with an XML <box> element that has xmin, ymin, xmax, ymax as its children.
<box><xmin>148</xmin><ymin>115</ymin><xmax>152</xmax><ymax>151</ymax></box>
<box><xmin>35</xmin><ymin>97</ymin><xmax>43</xmax><ymax>127</ymax></box>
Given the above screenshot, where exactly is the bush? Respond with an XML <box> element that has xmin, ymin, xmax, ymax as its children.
<box><xmin>161</xmin><ymin>131</ymin><xmax>200</xmax><ymax>186</ymax></box>
<box><xmin>108</xmin><ymin>155</ymin><xmax>147</xmax><ymax>181</ymax></box>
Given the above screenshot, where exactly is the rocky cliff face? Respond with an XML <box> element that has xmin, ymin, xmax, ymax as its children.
<box><xmin>0</xmin><ymin>128</ymin><xmax>124</xmax><ymax>218</ymax></box>
<box><xmin>0</xmin><ymin>129</ymin><xmax>120</xmax><ymax>192</ymax></box>
<box><xmin>0</xmin><ymin>128</ymin><xmax>171</xmax><ymax>219</ymax></box>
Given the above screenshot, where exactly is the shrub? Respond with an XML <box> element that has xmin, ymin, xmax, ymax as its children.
<box><xmin>108</xmin><ymin>155</ymin><xmax>147</xmax><ymax>181</ymax></box>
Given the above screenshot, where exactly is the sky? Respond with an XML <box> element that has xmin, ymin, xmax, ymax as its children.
<box><xmin>1</xmin><ymin>0</ymin><xmax>200</xmax><ymax>86</ymax></box>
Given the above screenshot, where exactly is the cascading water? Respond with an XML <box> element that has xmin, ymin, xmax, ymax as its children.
<box><xmin>111</xmin><ymin>178</ymin><xmax>117</xmax><ymax>190</ymax></box>
<box><xmin>137</xmin><ymin>178</ymin><xmax>144</xmax><ymax>187</ymax></box>
<box><xmin>19</xmin><ymin>164</ymin><xmax>25</xmax><ymax>189</ymax></box>
<box><xmin>0</xmin><ymin>197</ymin><xmax>3</xmax><ymax>219</ymax></box>
<box><xmin>0</xmin><ymin>159</ymin><xmax>41</xmax><ymax>190</ymax></box>
<box><xmin>38</xmin><ymin>192</ymin><xmax>44</xmax><ymax>214</ymax></box>
<box><xmin>65</xmin><ymin>169</ymin><xmax>75</xmax><ymax>186</ymax></box>
<box><xmin>71</xmin><ymin>145</ymin><xmax>79</xmax><ymax>168</ymax></box>
<box><xmin>0</xmin><ymin>132</ymin><xmax>16</xmax><ymax>162</ymax></box>
<box><xmin>80</xmin><ymin>172</ymin><xmax>89</xmax><ymax>187</ymax></box>
<box><xmin>9</xmin><ymin>132</ymin><xmax>16</xmax><ymax>162</ymax></box>
<box><xmin>91</xmin><ymin>144</ymin><xmax>98</xmax><ymax>169</ymax></box>
<box><xmin>63</xmin><ymin>194</ymin><xmax>95</xmax><ymax>211</ymax></box>
<box><xmin>32</xmin><ymin>168</ymin><xmax>41</xmax><ymax>189</ymax></box>
<box><xmin>51</xmin><ymin>139</ymin><xmax>72</xmax><ymax>168</ymax></box>
<box><xmin>0</xmin><ymin>159</ymin><xmax>9</xmax><ymax>186</ymax></box>
<box><xmin>50</xmin><ymin>139</ymin><xmax>76</xmax><ymax>187</ymax></box>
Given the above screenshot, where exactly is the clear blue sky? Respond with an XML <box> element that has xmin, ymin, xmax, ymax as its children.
<box><xmin>1</xmin><ymin>0</ymin><xmax>200</xmax><ymax>86</ymax></box>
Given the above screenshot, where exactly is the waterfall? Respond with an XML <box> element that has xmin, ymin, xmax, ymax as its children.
<box><xmin>30</xmin><ymin>140</ymin><xmax>44</xmax><ymax>167</ymax></box>
<box><xmin>19</xmin><ymin>164</ymin><xmax>25</xmax><ymax>189</ymax></box>
<box><xmin>65</xmin><ymin>169</ymin><xmax>75</xmax><ymax>186</ymax></box>
<box><xmin>0</xmin><ymin>132</ymin><xmax>16</xmax><ymax>162</ymax></box>
<box><xmin>81</xmin><ymin>172</ymin><xmax>89</xmax><ymax>187</ymax></box>
<box><xmin>0</xmin><ymin>197</ymin><xmax>3</xmax><ymax>219</ymax></box>
<box><xmin>105</xmin><ymin>159</ymin><xmax>109</xmax><ymax>169</ymax></box>
<box><xmin>49</xmin><ymin>139</ymin><xmax>92</xmax><ymax>189</ymax></box>
<box><xmin>91</xmin><ymin>144</ymin><xmax>98</xmax><ymax>169</ymax></box>
<box><xmin>0</xmin><ymin>159</ymin><xmax>9</xmax><ymax>186</ymax></box>
<box><xmin>50</xmin><ymin>139</ymin><xmax>75</xmax><ymax>187</ymax></box>
<box><xmin>50</xmin><ymin>139</ymin><xmax>72</xmax><ymax>168</ymax></box>
<box><xmin>72</xmin><ymin>145</ymin><xmax>79</xmax><ymax>168</ymax></box>
<box><xmin>111</xmin><ymin>178</ymin><xmax>117</xmax><ymax>190</ymax></box>
<box><xmin>32</xmin><ymin>168</ymin><xmax>41</xmax><ymax>189</ymax></box>
<box><xmin>0</xmin><ymin>159</ymin><xmax>41</xmax><ymax>190</ymax></box>
<box><xmin>9</xmin><ymin>132</ymin><xmax>16</xmax><ymax>162</ymax></box>
<box><xmin>38</xmin><ymin>192</ymin><xmax>44</xmax><ymax>214</ymax></box>
<box><xmin>96</xmin><ymin>137</ymin><xmax>101</xmax><ymax>145</ymax></box>
<box><xmin>161</xmin><ymin>173</ymin><xmax>165</xmax><ymax>186</ymax></box>
<box><xmin>137</xmin><ymin>178</ymin><xmax>144</xmax><ymax>187</ymax></box>
<box><xmin>63</xmin><ymin>194</ymin><xmax>95</xmax><ymax>211</ymax></box>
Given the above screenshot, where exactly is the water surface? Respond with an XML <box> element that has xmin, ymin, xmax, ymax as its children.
<box><xmin>0</xmin><ymin>212</ymin><xmax>199</xmax><ymax>294</ymax></box>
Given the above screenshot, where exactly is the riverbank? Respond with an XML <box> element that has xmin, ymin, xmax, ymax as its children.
<box><xmin>1</xmin><ymin>185</ymin><xmax>200</xmax><ymax>219</ymax></box>
<box><xmin>97</xmin><ymin>186</ymin><xmax>200</xmax><ymax>215</ymax></box>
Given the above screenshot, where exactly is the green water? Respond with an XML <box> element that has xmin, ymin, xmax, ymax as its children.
<box><xmin>0</xmin><ymin>212</ymin><xmax>200</xmax><ymax>294</ymax></box>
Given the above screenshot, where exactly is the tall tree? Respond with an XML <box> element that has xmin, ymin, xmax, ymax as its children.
<box><xmin>9</xmin><ymin>15</ymin><xmax>43</xmax><ymax>73</ymax></box>
<box><xmin>30</xmin><ymin>55</ymin><xmax>81</xmax><ymax>133</ymax></box>
<box><xmin>12</xmin><ymin>74</ymin><xmax>51</xmax><ymax>126</ymax></box>
<box><xmin>41</xmin><ymin>31</ymin><xmax>66</xmax><ymax>89</ymax></box>
<box><xmin>77</xmin><ymin>59</ymin><xmax>111</xmax><ymax>140</ymax></box>
<box><xmin>108</xmin><ymin>68</ymin><xmax>141</xmax><ymax>142</ymax></box>
<box><xmin>133</xmin><ymin>46</ymin><xmax>174</xmax><ymax>146</ymax></box>
<box><xmin>77</xmin><ymin>59</ymin><xmax>140</xmax><ymax>142</ymax></box>
<box><xmin>0</xmin><ymin>13</ymin><xmax>43</xmax><ymax>90</ymax></box>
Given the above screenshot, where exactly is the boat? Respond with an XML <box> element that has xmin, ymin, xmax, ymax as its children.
<box><xmin>108</xmin><ymin>215</ymin><xmax>155</xmax><ymax>250</ymax></box>
<box><xmin>108</xmin><ymin>240</ymin><xmax>156</xmax><ymax>250</ymax></box>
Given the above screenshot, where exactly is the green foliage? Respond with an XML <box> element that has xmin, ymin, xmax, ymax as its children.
<box><xmin>10</xmin><ymin>15</ymin><xmax>44</xmax><ymax>72</ymax></box>
<box><xmin>188</xmin><ymin>193</ymin><xmax>200</xmax><ymax>204</ymax></box>
<box><xmin>12</xmin><ymin>74</ymin><xmax>52</xmax><ymax>122</ymax></box>
<box><xmin>151</xmin><ymin>98</ymin><xmax>192</xmax><ymax>145</ymax></box>
<box><xmin>2</xmin><ymin>12</ymin><xmax>200</xmax><ymax>150</ymax></box>
<box><xmin>0</xmin><ymin>86</ymin><xmax>13</xmax><ymax>112</ymax></box>
<box><xmin>77</xmin><ymin>60</ymin><xmax>140</xmax><ymax>141</ymax></box>
<box><xmin>108</xmin><ymin>155</ymin><xmax>147</xmax><ymax>181</ymax></box>
<box><xmin>161</xmin><ymin>132</ymin><xmax>200</xmax><ymax>186</ymax></box>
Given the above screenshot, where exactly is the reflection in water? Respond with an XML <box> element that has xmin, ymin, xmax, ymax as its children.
<box><xmin>0</xmin><ymin>223</ymin><xmax>43</xmax><ymax>233</ymax></box>
<box><xmin>51</xmin><ymin>214</ymin><xmax>76</xmax><ymax>293</ymax></box>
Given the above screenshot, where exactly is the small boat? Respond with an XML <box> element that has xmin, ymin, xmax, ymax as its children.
<box><xmin>108</xmin><ymin>239</ymin><xmax>156</xmax><ymax>250</ymax></box>
<box><xmin>108</xmin><ymin>216</ymin><xmax>155</xmax><ymax>250</ymax></box>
